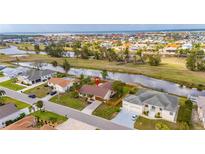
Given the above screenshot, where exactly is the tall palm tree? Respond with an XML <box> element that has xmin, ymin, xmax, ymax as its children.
<box><xmin>0</xmin><ymin>89</ymin><xmax>6</xmax><ymax>105</ymax></box>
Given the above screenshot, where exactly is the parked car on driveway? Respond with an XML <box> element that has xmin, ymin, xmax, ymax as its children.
<box><xmin>28</xmin><ymin>94</ymin><xmax>36</xmax><ymax>98</ymax></box>
<box><xmin>50</xmin><ymin>91</ymin><xmax>57</xmax><ymax>96</ymax></box>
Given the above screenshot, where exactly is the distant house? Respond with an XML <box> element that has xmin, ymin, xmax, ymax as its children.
<box><xmin>196</xmin><ymin>96</ymin><xmax>205</xmax><ymax>128</ymax></box>
<box><xmin>163</xmin><ymin>47</ymin><xmax>177</xmax><ymax>53</ymax></box>
<box><xmin>79</xmin><ymin>82</ymin><xmax>115</xmax><ymax>101</ymax></box>
<box><xmin>48</xmin><ymin>77</ymin><xmax>74</xmax><ymax>93</ymax></box>
<box><xmin>0</xmin><ymin>104</ymin><xmax>18</xmax><ymax>119</ymax></box>
<box><xmin>17</xmin><ymin>69</ymin><xmax>55</xmax><ymax>85</ymax></box>
<box><xmin>63</xmin><ymin>51</ymin><xmax>76</xmax><ymax>58</ymax></box>
<box><xmin>2</xmin><ymin>67</ymin><xmax>29</xmax><ymax>78</ymax></box>
<box><xmin>122</xmin><ymin>90</ymin><xmax>179</xmax><ymax>122</ymax></box>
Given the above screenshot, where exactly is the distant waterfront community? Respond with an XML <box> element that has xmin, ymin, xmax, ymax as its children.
<box><xmin>0</xmin><ymin>30</ymin><xmax>205</xmax><ymax>130</ymax></box>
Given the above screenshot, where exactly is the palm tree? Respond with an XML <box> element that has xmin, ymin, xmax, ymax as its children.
<box><xmin>62</xmin><ymin>59</ymin><xmax>70</xmax><ymax>74</ymax></box>
<box><xmin>0</xmin><ymin>89</ymin><xmax>6</xmax><ymax>105</ymax></box>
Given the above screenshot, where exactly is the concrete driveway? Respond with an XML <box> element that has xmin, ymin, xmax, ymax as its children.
<box><xmin>81</xmin><ymin>100</ymin><xmax>102</xmax><ymax>115</ymax></box>
<box><xmin>0</xmin><ymin>76</ymin><xmax>10</xmax><ymax>83</ymax></box>
<box><xmin>56</xmin><ymin>118</ymin><xmax>97</xmax><ymax>130</ymax></box>
<box><xmin>112</xmin><ymin>109</ymin><xmax>138</xmax><ymax>129</ymax></box>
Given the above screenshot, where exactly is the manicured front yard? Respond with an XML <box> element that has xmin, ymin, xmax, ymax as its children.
<box><xmin>1</xmin><ymin>96</ymin><xmax>30</xmax><ymax>109</ymax></box>
<box><xmin>93</xmin><ymin>84</ymin><xmax>138</xmax><ymax>120</ymax></box>
<box><xmin>31</xmin><ymin>110</ymin><xmax>67</xmax><ymax>124</ymax></box>
<box><xmin>92</xmin><ymin>103</ymin><xmax>120</xmax><ymax>120</ymax></box>
<box><xmin>24</xmin><ymin>84</ymin><xmax>52</xmax><ymax>98</ymax></box>
<box><xmin>134</xmin><ymin>116</ymin><xmax>180</xmax><ymax>130</ymax></box>
<box><xmin>50</xmin><ymin>92</ymin><xmax>88</xmax><ymax>110</ymax></box>
<box><xmin>0</xmin><ymin>79</ymin><xmax>26</xmax><ymax>91</ymax></box>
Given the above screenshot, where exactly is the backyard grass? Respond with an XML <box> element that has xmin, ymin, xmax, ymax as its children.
<box><xmin>1</xmin><ymin>96</ymin><xmax>30</xmax><ymax>109</ymax></box>
<box><xmin>24</xmin><ymin>84</ymin><xmax>52</xmax><ymax>98</ymax></box>
<box><xmin>50</xmin><ymin>92</ymin><xmax>88</xmax><ymax>110</ymax></box>
<box><xmin>0</xmin><ymin>72</ymin><xmax>4</xmax><ymax>77</ymax></box>
<box><xmin>0</xmin><ymin>79</ymin><xmax>26</xmax><ymax>91</ymax></box>
<box><xmin>92</xmin><ymin>103</ymin><xmax>120</xmax><ymax>120</ymax></box>
<box><xmin>31</xmin><ymin>110</ymin><xmax>67</xmax><ymax>124</ymax></box>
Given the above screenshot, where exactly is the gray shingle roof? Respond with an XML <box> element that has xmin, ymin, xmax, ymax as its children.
<box><xmin>0</xmin><ymin>103</ymin><xmax>18</xmax><ymax>119</ymax></box>
<box><xmin>22</xmin><ymin>69</ymin><xmax>54</xmax><ymax>81</ymax></box>
<box><xmin>123</xmin><ymin>90</ymin><xmax>179</xmax><ymax>112</ymax></box>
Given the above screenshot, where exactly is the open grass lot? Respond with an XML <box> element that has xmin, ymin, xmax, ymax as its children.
<box><xmin>1</xmin><ymin>54</ymin><xmax>204</xmax><ymax>89</ymax></box>
<box><xmin>134</xmin><ymin>97</ymin><xmax>193</xmax><ymax>130</ymax></box>
<box><xmin>31</xmin><ymin>110</ymin><xmax>67</xmax><ymax>124</ymax></box>
<box><xmin>1</xmin><ymin>96</ymin><xmax>30</xmax><ymax>109</ymax></box>
<box><xmin>0</xmin><ymin>79</ymin><xmax>26</xmax><ymax>91</ymax></box>
<box><xmin>24</xmin><ymin>84</ymin><xmax>52</xmax><ymax>98</ymax></box>
<box><xmin>11</xmin><ymin>43</ymin><xmax>45</xmax><ymax>51</ymax></box>
<box><xmin>50</xmin><ymin>92</ymin><xmax>88</xmax><ymax>110</ymax></box>
<box><xmin>93</xmin><ymin>84</ymin><xmax>137</xmax><ymax>120</ymax></box>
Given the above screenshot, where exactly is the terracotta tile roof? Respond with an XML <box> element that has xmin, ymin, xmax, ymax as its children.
<box><xmin>48</xmin><ymin>78</ymin><xmax>71</xmax><ymax>88</ymax></box>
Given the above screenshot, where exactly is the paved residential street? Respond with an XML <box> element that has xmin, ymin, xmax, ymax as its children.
<box><xmin>0</xmin><ymin>86</ymin><xmax>131</xmax><ymax>130</ymax></box>
<box><xmin>56</xmin><ymin>118</ymin><xmax>97</xmax><ymax>130</ymax></box>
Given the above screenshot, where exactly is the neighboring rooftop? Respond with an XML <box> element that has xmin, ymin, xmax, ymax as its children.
<box><xmin>22</xmin><ymin>69</ymin><xmax>54</xmax><ymax>81</ymax></box>
<box><xmin>0</xmin><ymin>103</ymin><xmax>18</xmax><ymax>119</ymax></box>
<box><xmin>124</xmin><ymin>90</ymin><xmax>179</xmax><ymax>112</ymax></box>
<box><xmin>48</xmin><ymin>77</ymin><xmax>71</xmax><ymax>88</ymax></box>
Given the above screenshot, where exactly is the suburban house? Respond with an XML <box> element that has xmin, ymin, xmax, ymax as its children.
<box><xmin>195</xmin><ymin>96</ymin><xmax>205</xmax><ymax>128</ymax></box>
<box><xmin>79</xmin><ymin>82</ymin><xmax>115</xmax><ymax>102</ymax></box>
<box><xmin>17</xmin><ymin>69</ymin><xmax>55</xmax><ymax>85</ymax></box>
<box><xmin>48</xmin><ymin>77</ymin><xmax>74</xmax><ymax>93</ymax></box>
<box><xmin>122</xmin><ymin>90</ymin><xmax>179</xmax><ymax>122</ymax></box>
<box><xmin>0</xmin><ymin>104</ymin><xmax>18</xmax><ymax>119</ymax></box>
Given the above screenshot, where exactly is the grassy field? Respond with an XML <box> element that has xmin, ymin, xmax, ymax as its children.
<box><xmin>24</xmin><ymin>84</ymin><xmax>52</xmax><ymax>98</ymax></box>
<box><xmin>1</xmin><ymin>96</ymin><xmax>30</xmax><ymax>109</ymax></box>
<box><xmin>31</xmin><ymin>110</ymin><xmax>67</xmax><ymax>124</ymax></box>
<box><xmin>0</xmin><ymin>79</ymin><xmax>26</xmax><ymax>91</ymax></box>
<box><xmin>0</xmin><ymin>72</ymin><xmax>4</xmax><ymax>77</ymax></box>
<box><xmin>11</xmin><ymin>43</ymin><xmax>45</xmax><ymax>51</ymax></box>
<box><xmin>1</xmin><ymin>54</ymin><xmax>205</xmax><ymax>89</ymax></box>
<box><xmin>50</xmin><ymin>92</ymin><xmax>88</xmax><ymax>110</ymax></box>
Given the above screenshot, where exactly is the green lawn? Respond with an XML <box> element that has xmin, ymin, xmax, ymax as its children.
<box><xmin>93</xmin><ymin>84</ymin><xmax>137</xmax><ymax>119</ymax></box>
<box><xmin>0</xmin><ymin>79</ymin><xmax>26</xmax><ymax>91</ymax></box>
<box><xmin>92</xmin><ymin>103</ymin><xmax>120</xmax><ymax>120</ymax></box>
<box><xmin>31</xmin><ymin>110</ymin><xmax>67</xmax><ymax>124</ymax></box>
<box><xmin>50</xmin><ymin>92</ymin><xmax>88</xmax><ymax>110</ymax></box>
<box><xmin>24</xmin><ymin>84</ymin><xmax>52</xmax><ymax>98</ymax></box>
<box><xmin>0</xmin><ymin>72</ymin><xmax>4</xmax><ymax>77</ymax></box>
<box><xmin>134</xmin><ymin>116</ymin><xmax>180</xmax><ymax>130</ymax></box>
<box><xmin>1</xmin><ymin>96</ymin><xmax>30</xmax><ymax>109</ymax></box>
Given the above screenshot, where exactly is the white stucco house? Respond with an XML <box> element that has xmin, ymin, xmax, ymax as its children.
<box><xmin>48</xmin><ymin>77</ymin><xmax>74</xmax><ymax>93</ymax></box>
<box><xmin>122</xmin><ymin>90</ymin><xmax>179</xmax><ymax>122</ymax></box>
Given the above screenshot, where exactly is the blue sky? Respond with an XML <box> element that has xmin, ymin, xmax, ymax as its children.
<box><xmin>1</xmin><ymin>24</ymin><xmax>205</xmax><ymax>33</ymax></box>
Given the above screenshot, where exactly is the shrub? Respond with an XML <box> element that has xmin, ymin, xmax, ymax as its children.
<box><xmin>155</xmin><ymin>122</ymin><xmax>170</xmax><ymax>130</ymax></box>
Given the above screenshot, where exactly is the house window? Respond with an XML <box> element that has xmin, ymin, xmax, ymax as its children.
<box><xmin>145</xmin><ymin>104</ymin><xmax>148</xmax><ymax>107</ymax></box>
<box><xmin>151</xmin><ymin>106</ymin><xmax>155</xmax><ymax>110</ymax></box>
<box><xmin>159</xmin><ymin>108</ymin><xmax>162</xmax><ymax>111</ymax></box>
<box><xmin>170</xmin><ymin>112</ymin><xmax>173</xmax><ymax>115</ymax></box>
